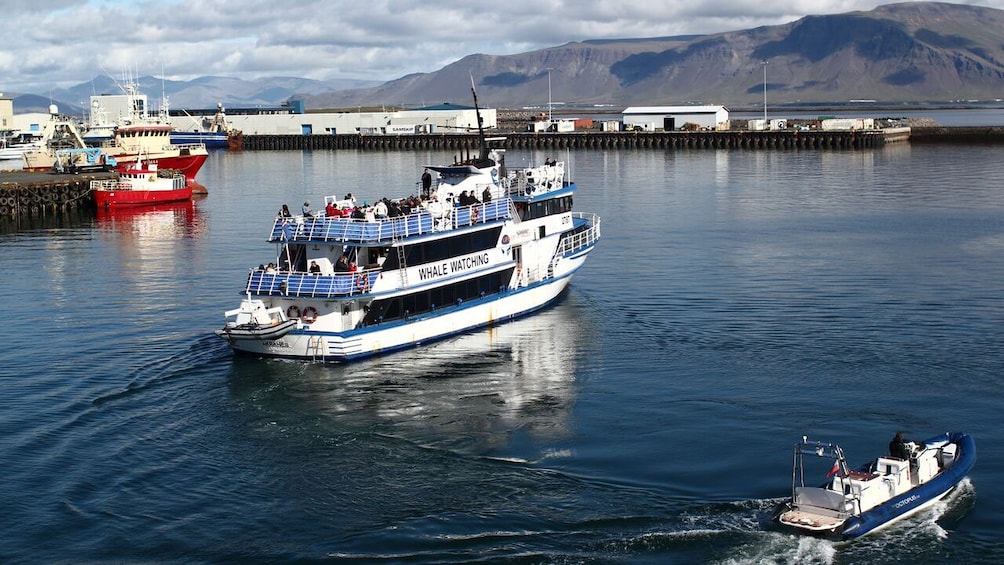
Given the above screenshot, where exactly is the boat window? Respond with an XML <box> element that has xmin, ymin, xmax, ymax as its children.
<box><xmin>391</xmin><ymin>227</ymin><xmax>503</xmax><ymax>268</ymax></box>
<box><xmin>362</xmin><ymin>268</ymin><xmax>513</xmax><ymax>326</ymax></box>
<box><xmin>519</xmin><ymin>195</ymin><xmax>573</xmax><ymax>221</ymax></box>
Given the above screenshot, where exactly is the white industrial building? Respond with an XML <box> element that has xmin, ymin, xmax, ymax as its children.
<box><xmin>171</xmin><ymin>102</ymin><xmax>496</xmax><ymax>136</ymax></box>
<box><xmin>9</xmin><ymin>102</ymin><xmax>496</xmax><ymax>138</ymax></box>
<box><xmin>622</xmin><ymin>105</ymin><xmax>730</xmax><ymax>131</ymax></box>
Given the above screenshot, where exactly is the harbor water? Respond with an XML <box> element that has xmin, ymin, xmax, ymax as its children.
<box><xmin>2</xmin><ymin>139</ymin><xmax>1003</xmax><ymax>563</ymax></box>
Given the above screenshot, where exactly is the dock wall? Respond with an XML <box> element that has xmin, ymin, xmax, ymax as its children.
<box><xmin>0</xmin><ymin>173</ymin><xmax>111</xmax><ymax>219</ymax></box>
<box><xmin>242</xmin><ymin>130</ymin><xmax>891</xmax><ymax>151</ymax></box>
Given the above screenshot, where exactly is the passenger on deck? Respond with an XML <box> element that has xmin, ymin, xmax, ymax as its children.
<box><xmin>278</xmin><ymin>204</ymin><xmax>292</xmax><ymax>218</ymax></box>
<box><xmin>266</xmin><ymin>263</ymin><xmax>276</xmax><ymax>273</ymax></box>
<box><xmin>325</xmin><ymin>201</ymin><xmax>337</xmax><ymax>217</ymax></box>
<box><xmin>422</xmin><ymin>169</ymin><xmax>432</xmax><ymax>196</ymax></box>
<box><xmin>374</xmin><ymin>199</ymin><xmax>388</xmax><ymax>219</ymax></box>
<box><xmin>889</xmin><ymin>432</ymin><xmax>913</xmax><ymax>460</ymax></box>
<box><xmin>302</xmin><ymin>201</ymin><xmax>313</xmax><ymax>217</ymax></box>
<box><xmin>334</xmin><ymin>255</ymin><xmax>350</xmax><ymax>272</ymax></box>
<box><xmin>309</xmin><ymin>261</ymin><xmax>321</xmax><ymax>274</ymax></box>
<box><xmin>482</xmin><ymin>187</ymin><xmax>492</xmax><ymax>203</ymax></box>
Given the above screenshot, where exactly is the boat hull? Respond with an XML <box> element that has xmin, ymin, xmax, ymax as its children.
<box><xmin>775</xmin><ymin>432</ymin><xmax>976</xmax><ymax>540</ymax></box>
<box><xmin>170</xmin><ymin>132</ymin><xmax>230</xmax><ymax>149</ymax></box>
<box><xmin>94</xmin><ymin>185</ymin><xmax>193</xmax><ymax>207</ymax></box>
<box><xmin>113</xmin><ymin>152</ymin><xmax>208</xmax><ymax>185</ymax></box>
<box><xmin>220</xmin><ymin>256</ymin><xmax>587</xmax><ymax>362</ymax></box>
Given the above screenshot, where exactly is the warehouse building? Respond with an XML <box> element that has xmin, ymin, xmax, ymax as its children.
<box><xmin>622</xmin><ymin>105</ymin><xmax>729</xmax><ymax>131</ymax></box>
<box><xmin>169</xmin><ymin>102</ymin><xmax>496</xmax><ymax>136</ymax></box>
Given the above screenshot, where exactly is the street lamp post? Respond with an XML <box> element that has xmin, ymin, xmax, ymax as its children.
<box><xmin>547</xmin><ymin>67</ymin><xmax>553</xmax><ymax>123</ymax></box>
<box><xmin>761</xmin><ymin>60</ymin><xmax>768</xmax><ymax>124</ymax></box>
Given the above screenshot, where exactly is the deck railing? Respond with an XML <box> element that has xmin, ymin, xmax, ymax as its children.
<box><xmin>245</xmin><ymin>269</ymin><xmax>378</xmax><ymax>298</ymax></box>
<box><xmin>270</xmin><ymin>198</ymin><xmax>512</xmax><ymax>244</ymax></box>
<box><xmin>555</xmin><ymin>213</ymin><xmax>601</xmax><ymax>257</ymax></box>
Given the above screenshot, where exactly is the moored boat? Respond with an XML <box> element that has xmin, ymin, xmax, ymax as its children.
<box><xmin>91</xmin><ymin>159</ymin><xmax>191</xmax><ymax>207</ymax></box>
<box><xmin>215</xmin><ymin>87</ymin><xmax>600</xmax><ymax>362</ymax></box>
<box><xmin>171</xmin><ymin>103</ymin><xmax>243</xmax><ymax>149</ymax></box>
<box><xmin>773</xmin><ymin>432</ymin><xmax>975</xmax><ymax>539</ymax></box>
<box><xmin>24</xmin><ymin>104</ymin><xmax>208</xmax><ymax>187</ymax></box>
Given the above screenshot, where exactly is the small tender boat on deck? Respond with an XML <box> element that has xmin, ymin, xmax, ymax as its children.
<box><xmin>773</xmin><ymin>432</ymin><xmax>975</xmax><ymax>540</ymax></box>
<box><xmin>216</xmin><ymin>299</ymin><xmax>298</xmax><ymax>341</ymax></box>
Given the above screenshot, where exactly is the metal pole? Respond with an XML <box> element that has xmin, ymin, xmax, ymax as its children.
<box><xmin>547</xmin><ymin>67</ymin><xmax>553</xmax><ymax>122</ymax></box>
<box><xmin>762</xmin><ymin>60</ymin><xmax>768</xmax><ymax>123</ymax></box>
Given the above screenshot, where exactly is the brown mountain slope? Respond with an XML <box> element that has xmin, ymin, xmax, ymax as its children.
<box><xmin>301</xmin><ymin>2</ymin><xmax>1004</xmax><ymax>109</ymax></box>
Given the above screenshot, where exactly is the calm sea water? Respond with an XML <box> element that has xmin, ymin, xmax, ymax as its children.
<box><xmin>2</xmin><ymin>136</ymin><xmax>1003</xmax><ymax>563</ymax></box>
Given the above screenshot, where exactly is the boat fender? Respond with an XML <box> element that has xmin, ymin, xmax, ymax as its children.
<box><xmin>302</xmin><ymin>306</ymin><xmax>318</xmax><ymax>323</ymax></box>
<box><xmin>357</xmin><ymin>274</ymin><xmax>369</xmax><ymax>291</ymax></box>
<box><xmin>286</xmin><ymin>305</ymin><xmax>301</xmax><ymax>319</ymax></box>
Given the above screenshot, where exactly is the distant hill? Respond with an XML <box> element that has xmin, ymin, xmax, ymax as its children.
<box><xmin>8</xmin><ymin>75</ymin><xmax>381</xmax><ymax>116</ymax></box>
<box><xmin>299</xmin><ymin>2</ymin><xmax>1004</xmax><ymax>109</ymax></box>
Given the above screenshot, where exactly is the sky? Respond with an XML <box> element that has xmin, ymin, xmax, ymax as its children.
<box><xmin>3</xmin><ymin>0</ymin><xmax>1004</xmax><ymax>93</ymax></box>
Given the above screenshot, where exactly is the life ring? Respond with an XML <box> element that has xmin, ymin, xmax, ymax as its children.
<box><xmin>301</xmin><ymin>306</ymin><xmax>318</xmax><ymax>323</ymax></box>
<box><xmin>471</xmin><ymin>206</ymin><xmax>480</xmax><ymax>223</ymax></box>
<box><xmin>356</xmin><ymin>274</ymin><xmax>369</xmax><ymax>291</ymax></box>
<box><xmin>286</xmin><ymin>305</ymin><xmax>301</xmax><ymax>319</ymax></box>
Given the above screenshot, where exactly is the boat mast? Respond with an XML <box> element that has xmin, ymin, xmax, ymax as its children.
<box><xmin>469</xmin><ymin>73</ymin><xmax>490</xmax><ymax>165</ymax></box>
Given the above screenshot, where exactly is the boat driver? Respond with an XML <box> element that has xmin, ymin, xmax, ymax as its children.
<box><xmin>888</xmin><ymin>431</ymin><xmax>914</xmax><ymax>460</ymax></box>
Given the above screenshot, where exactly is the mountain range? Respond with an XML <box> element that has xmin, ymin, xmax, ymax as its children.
<box><xmin>9</xmin><ymin>2</ymin><xmax>1004</xmax><ymax>115</ymax></box>
<box><xmin>304</xmin><ymin>2</ymin><xmax>1004</xmax><ymax>110</ymax></box>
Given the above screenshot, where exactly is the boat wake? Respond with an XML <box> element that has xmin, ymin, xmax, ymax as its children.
<box><xmin>91</xmin><ymin>334</ymin><xmax>232</xmax><ymax>406</ymax></box>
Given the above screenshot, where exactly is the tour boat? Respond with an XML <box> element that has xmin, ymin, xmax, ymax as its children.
<box><xmin>91</xmin><ymin>159</ymin><xmax>191</xmax><ymax>208</ymax></box>
<box><xmin>215</xmin><ymin>89</ymin><xmax>601</xmax><ymax>362</ymax></box>
<box><xmin>773</xmin><ymin>432</ymin><xmax>975</xmax><ymax>540</ymax></box>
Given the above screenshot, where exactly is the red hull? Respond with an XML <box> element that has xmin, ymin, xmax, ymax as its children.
<box><xmin>93</xmin><ymin>186</ymin><xmax>193</xmax><ymax>207</ymax></box>
<box><xmin>114</xmin><ymin>152</ymin><xmax>207</xmax><ymax>184</ymax></box>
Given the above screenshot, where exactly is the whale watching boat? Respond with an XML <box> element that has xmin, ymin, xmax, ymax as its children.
<box><xmin>773</xmin><ymin>432</ymin><xmax>975</xmax><ymax>540</ymax></box>
<box><xmin>215</xmin><ymin>88</ymin><xmax>600</xmax><ymax>362</ymax></box>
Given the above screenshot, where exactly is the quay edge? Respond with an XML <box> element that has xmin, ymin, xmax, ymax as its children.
<box><xmin>241</xmin><ymin>129</ymin><xmax>905</xmax><ymax>151</ymax></box>
<box><xmin>0</xmin><ymin>170</ymin><xmax>115</xmax><ymax>219</ymax></box>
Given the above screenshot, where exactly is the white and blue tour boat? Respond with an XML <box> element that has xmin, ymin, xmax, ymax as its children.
<box><xmin>215</xmin><ymin>96</ymin><xmax>600</xmax><ymax>362</ymax></box>
<box><xmin>773</xmin><ymin>432</ymin><xmax>975</xmax><ymax>539</ymax></box>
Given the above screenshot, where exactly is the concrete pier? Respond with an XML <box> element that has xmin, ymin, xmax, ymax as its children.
<box><xmin>0</xmin><ymin>170</ymin><xmax>115</xmax><ymax>219</ymax></box>
<box><xmin>242</xmin><ymin>129</ymin><xmax>897</xmax><ymax>151</ymax></box>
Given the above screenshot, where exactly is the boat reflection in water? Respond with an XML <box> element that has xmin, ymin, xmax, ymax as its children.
<box><xmin>244</xmin><ymin>296</ymin><xmax>592</xmax><ymax>457</ymax></box>
<box><xmin>94</xmin><ymin>198</ymin><xmax>203</xmax><ymax>240</ymax></box>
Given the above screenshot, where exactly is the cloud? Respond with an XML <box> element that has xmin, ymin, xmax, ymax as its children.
<box><xmin>2</xmin><ymin>0</ymin><xmax>1003</xmax><ymax>93</ymax></box>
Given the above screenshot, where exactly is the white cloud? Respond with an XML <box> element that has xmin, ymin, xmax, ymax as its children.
<box><xmin>2</xmin><ymin>0</ymin><xmax>1002</xmax><ymax>92</ymax></box>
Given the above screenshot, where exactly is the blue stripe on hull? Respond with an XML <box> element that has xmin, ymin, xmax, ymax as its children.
<box><xmin>840</xmin><ymin>432</ymin><xmax>976</xmax><ymax>539</ymax></box>
<box><xmin>230</xmin><ymin>276</ymin><xmax>575</xmax><ymax>363</ymax></box>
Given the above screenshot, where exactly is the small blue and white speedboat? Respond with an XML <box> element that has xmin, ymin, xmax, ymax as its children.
<box><xmin>774</xmin><ymin>432</ymin><xmax>975</xmax><ymax>539</ymax></box>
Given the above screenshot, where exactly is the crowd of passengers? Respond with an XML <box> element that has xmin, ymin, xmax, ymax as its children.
<box><xmin>276</xmin><ymin>185</ymin><xmax>493</xmax><ymax>223</ymax></box>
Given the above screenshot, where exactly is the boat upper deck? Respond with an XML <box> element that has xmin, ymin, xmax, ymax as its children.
<box><xmin>270</xmin><ymin>180</ymin><xmax>576</xmax><ymax>246</ymax></box>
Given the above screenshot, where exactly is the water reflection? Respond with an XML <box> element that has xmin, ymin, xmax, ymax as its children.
<box><xmin>94</xmin><ymin>198</ymin><xmax>205</xmax><ymax>240</ymax></box>
<box><xmin>231</xmin><ymin>296</ymin><xmax>594</xmax><ymax>459</ymax></box>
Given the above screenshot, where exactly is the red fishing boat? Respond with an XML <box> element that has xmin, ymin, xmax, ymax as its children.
<box><xmin>91</xmin><ymin>159</ymin><xmax>191</xmax><ymax>208</ymax></box>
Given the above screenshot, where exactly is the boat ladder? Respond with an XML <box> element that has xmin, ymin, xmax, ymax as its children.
<box><xmin>307</xmin><ymin>335</ymin><xmax>326</xmax><ymax>361</ymax></box>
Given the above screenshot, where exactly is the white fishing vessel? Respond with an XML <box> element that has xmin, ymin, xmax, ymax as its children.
<box><xmin>773</xmin><ymin>432</ymin><xmax>975</xmax><ymax>540</ymax></box>
<box><xmin>216</xmin><ymin>90</ymin><xmax>600</xmax><ymax>362</ymax></box>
